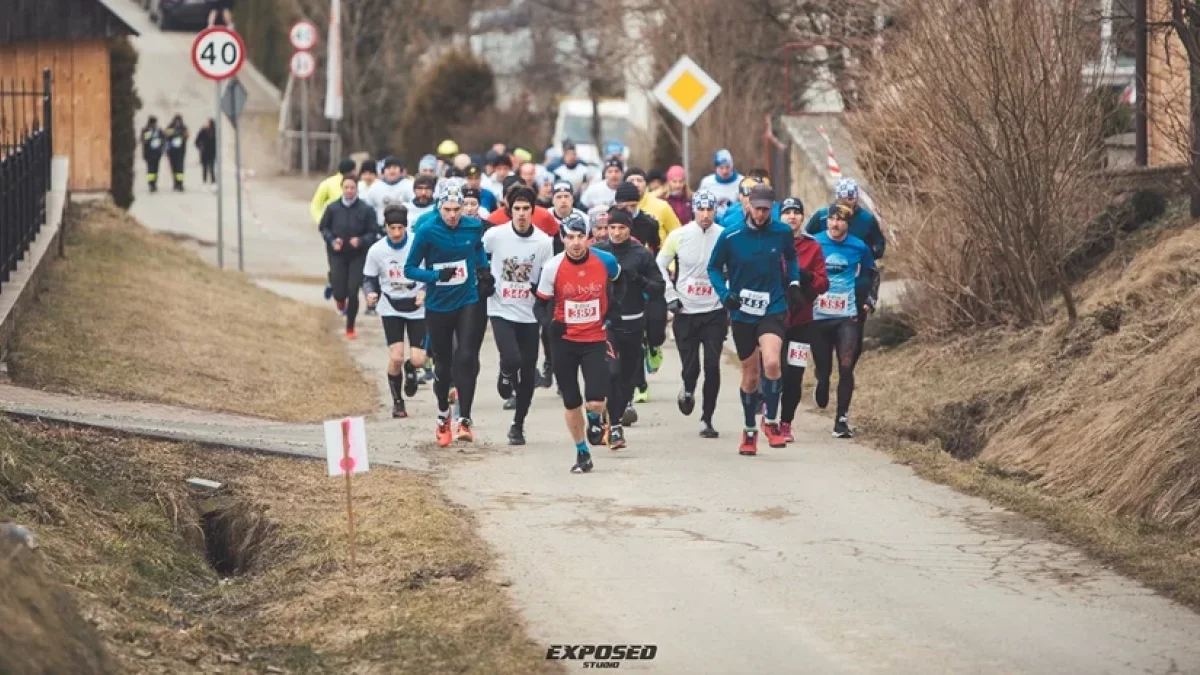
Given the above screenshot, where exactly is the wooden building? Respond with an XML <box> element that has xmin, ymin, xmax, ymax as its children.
<box><xmin>0</xmin><ymin>0</ymin><xmax>139</xmax><ymax>191</ymax></box>
<box><xmin>1147</xmin><ymin>0</ymin><xmax>1190</xmax><ymax>167</ymax></box>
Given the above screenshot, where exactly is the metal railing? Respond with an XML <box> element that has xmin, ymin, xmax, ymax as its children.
<box><xmin>0</xmin><ymin>68</ymin><xmax>53</xmax><ymax>294</ymax></box>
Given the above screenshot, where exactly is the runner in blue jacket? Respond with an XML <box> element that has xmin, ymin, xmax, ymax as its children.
<box><xmin>707</xmin><ymin>184</ymin><xmax>811</xmax><ymax>456</ymax></box>
<box><xmin>404</xmin><ymin>183</ymin><xmax>493</xmax><ymax>448</ymax></box>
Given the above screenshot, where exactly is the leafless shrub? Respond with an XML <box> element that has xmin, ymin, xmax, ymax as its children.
<box><xmin>850</xmin><ymin>0</ymin><xmax>1111</xmax><ymax>332</ymax></box>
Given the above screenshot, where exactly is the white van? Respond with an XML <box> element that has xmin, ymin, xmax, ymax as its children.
<box><xmin>553</xmin><ymin>98</ymin><xmax>631</xmax><ymax>166</ymax></box>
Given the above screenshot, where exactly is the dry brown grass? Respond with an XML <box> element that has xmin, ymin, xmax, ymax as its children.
<box><xmin>8</xmin><ymin>200</ymin><xmax>374</xmax><ymax>422</ymax></box>
<box><xmin>854</xmin><ymin>212</ymin><xmax>1200</xmax><ymax>608</ymax></box>
<box><xmin>0</xmin><ymin>417</ymin><xmax>556</xmax><ymax>674</ymax></box>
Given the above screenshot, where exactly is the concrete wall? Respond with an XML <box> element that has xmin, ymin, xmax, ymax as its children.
<box><xmin>780</xmin><ymin>114</ymin><xmax>871</xmax><ymax>213</ymax></box>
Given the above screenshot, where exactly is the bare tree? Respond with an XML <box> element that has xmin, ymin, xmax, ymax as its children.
<box><xmin>851</xmin><ymin>0</ymin><xmax>1110</xmax><ymax>330</ymax></box>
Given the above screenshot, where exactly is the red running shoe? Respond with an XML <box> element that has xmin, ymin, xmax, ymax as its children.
<box><xmin>763</xmin><ymin>421</ymin><xmax>787</xmax><ymax>448</ymax></box>
<box><xmin>436</xmin><ymin>417</ymin><xmax>453</xmax><ymax>447</ymax></box>
<box><xmin>780</xmin><ymin>421</ymin><xmax>794</xmax><ymax>443</ymax></box>
<box><xmin>739</xmin><ymin>430</ymin><xmax>759</xmax><ymax>456</ymax></box>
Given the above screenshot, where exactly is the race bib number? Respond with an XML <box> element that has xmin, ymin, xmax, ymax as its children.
<box><xmin>564</xmin><ymin>299</ymin><xmax>600</xmax><ymax>324</ymax></box>
<box><xmin>388</xmin><ymin>278</ymin><xmax>415</xmax><ymax>293</ymax></box>
<box><xmin>816</xmin><ymin>292</ymin><xmax>850</xmax><ymax>315</ymax></box>
<box><xmin>150</xmin><ymin>139</ymin><xmax>162</xmax><ymax>149</ymax></box>
<box><xmin>171</xmin><ymin>137</ymin><xmax>183</xmax><ymax>148</ymax></box>
<box><xmin>787</xmin><ymin>341</ymin><xmax>810</xmax><ymax>368</ymax></box>
<box><xmin>499</xmin><ymin>280</ymin><xmax>533</xmax><ymax>302</ymax></box>
<box><xmin>739</xmin><ymin>289</ymin><xmax>770</xmax><ymax>316</ymax></box>
<box><xmin>432</xmin><ymin>260</ymin><xmax>468</xmax><ymax>286</ymax></box>
<box><xmin>682</xmin><ymin>277</ymin><xmax>714</xmax><ymax>300</ymax></box>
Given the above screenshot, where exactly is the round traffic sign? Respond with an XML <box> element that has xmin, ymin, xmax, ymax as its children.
<box><xmin>290</xmin><ymin>51</ymin><xmax>316</xmax><ymax>79</ymax></box>
<box><xmin>191</xmin><ymin>27</ymin><xmax>246</xmax><ymax>81</ymax></box>
<box><xmin>289</xmin><ymin>20</ymin><xmax>318</xmax><ymax>51</ymax></box>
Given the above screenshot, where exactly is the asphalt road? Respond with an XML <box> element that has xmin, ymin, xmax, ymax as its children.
<box><xmin>110</xmin><ymin>4</ymin><xmax>1200</xmax><ymax>672</ymax></box>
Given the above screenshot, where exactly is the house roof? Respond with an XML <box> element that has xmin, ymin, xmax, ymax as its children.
<box><xmin>1</xmin><ymin>0</ymin><xmax>140</xmax><ymax>44</ymax></box>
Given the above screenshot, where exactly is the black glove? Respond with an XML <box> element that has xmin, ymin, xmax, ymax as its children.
<box><xmin>550</xmin><ymin>320</ymin><xmax>568</xmax><ymax>340</ymax></box>
<box><xmin>476</xmin><ymin>268</ymin><xmax>495</xmax><ymax>298</ymax></box>
<box><xmin>798</xmin><ymin>267</ymin><xmax>814</xmax><ymax>288</ymax></box>
<box><xmin>787</xmin><ymin>282</ymin><xmax>806</xmax><ymax>309</ymax></box>
<box><xmin>437</xmin><ymin>266</ymin><xmax>457</xmax><ymax>282</ymax></box>
<box><xmin>723</xmin><ymin>294</ymin><xmax>742</xmax><ymax>312</ymax></box>
<box><xmin>667</xmin><ymin>299</ymin><xmax>683</xmax><ymax>314</ymax></box>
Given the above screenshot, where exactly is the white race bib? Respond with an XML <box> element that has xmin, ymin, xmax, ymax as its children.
<box><xmin>739</xmin><ymin>289</ymin><xmax>770</xmax><ymax>316</ymax></box>
<box><xmin>681</xmin><ymin>277</ymin><xmax>714</xmax><ymax>300</ymax></box>
<box><xmin>498</xmin><ymin>280</ymin><xmax>533</xmax><ymax>302</ymax></box>
<box><xmin>787</xmin><ymin>341</ymin><xmax>810</xmax><ymax>368</ymax></box>
<box><xmin>150</xmin><ymin>139</ymin><xmax>162</xmax><ymax>149</ymax></box>
<box><xmin>815</xmin><ymin>292</ymin><xmax>851</xmax><ymax>315</ymax></box>
<box><xmin>170</xmin><ymin>137</ymin><xmax>183</xmax><ymax>148</ymax></box>
<box><xmin>564</xmin><ymin>299</ymin><xmax>600</xmax><ymax>324</ymax></box>
<box><xmin>432</xmin><ymin>260</ymin><xmax>468</xmax><ymax>286</ymax></box>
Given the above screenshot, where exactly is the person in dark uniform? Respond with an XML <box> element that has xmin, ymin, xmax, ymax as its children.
<box><xmin>165</xmin><ymin>114</ymin><xmax>189</xmax><ymax>192</ymax></box>
<box><xmin>195</xmin><ymin>118</ymin><xmax>217</xmax><ymax>184</ymax></box>
<box><xmin>141</xmin><ymin>116</ymin><xmax>165</xmax><ymax>193</ymax></box>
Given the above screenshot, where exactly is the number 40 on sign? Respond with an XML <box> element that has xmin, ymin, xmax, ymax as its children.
<box><xmin>192</xmin><ymin>26</ymin><xmax>246</xmax><ymax>81</ymax></box>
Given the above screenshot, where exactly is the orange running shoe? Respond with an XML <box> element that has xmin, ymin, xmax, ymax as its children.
<box><xmin>739</xmin><ymin>429</ymin><xmax>759</xmax><ymax>456</ymax></box>
<box><xmin>763</xmin><ymin>421</ymin><xmax>788</xmax><ymax>449</ymax></box>
<box><xmin>345</xmin><ymin>327</ymin><xmax>357</xmax><ymax>339</ymax></box>
<box><xmin>436</xmin><ymin>416</ymin><xmax>453</xmax><ymax>447</ymax></box>
<box><xmin>456</xmin><ymin>418</ymin><xmax>474</xmax><ymax>442</ymax></box>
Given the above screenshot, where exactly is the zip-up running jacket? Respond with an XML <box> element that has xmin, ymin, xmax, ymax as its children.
<box><xmin>707</xmin><ymin>218</ymin><xmax>800</xmax><ymax>323</ymax></box>
<box><xmin>594</xmin><ymin>238</ymin><xmax>665</xmax><ymax>326</ymax></box>
<box><xmin>657</xmin><ymin>221</ymin><xmax>724</xmax><ymax>315</ymax></box>
<box><xmin>785</xmin><ymin>232</ymin><xmax>830</xmax><ymax>328</ymax></box>
<box><xmin>403</xmin><ymin>213</ymin><xmax>488</xmax><ymax>313</ymax></box>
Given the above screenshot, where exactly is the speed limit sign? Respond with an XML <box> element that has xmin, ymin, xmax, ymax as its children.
<box><xmin>290</xmin><ymin>51</ymin><xmax>316</xmax><ymax>79</ymax></box>
<box><xmin>192</xmin><ymin>27</ymin><xmax>246</xmax><ymax>81</ymax></box>
<box><xmin>289</xmin><ymin>20</ymin><xmax>318</xmax><ymax>51</ymax></box>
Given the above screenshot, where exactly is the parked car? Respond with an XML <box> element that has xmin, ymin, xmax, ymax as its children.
<box><xmin>148</xmin><ymin>0</ymin><xmax>212</xmax><ymax>31</ymax></box>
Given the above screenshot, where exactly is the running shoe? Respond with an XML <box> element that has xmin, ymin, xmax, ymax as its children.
<box><xmin>497</xmin><ymin>372</ymin><xmax>514</xmax><ymax>400</ymax></box>
<box><xmin>503</xmin><ymin>396</ymin><xmax>517</xmax><ymax>410</ymax></box>
<box><xmin>324</xmin><ymin>284</ymin><xmax>332</xmax><ymax>301</ymax></box>
<box><xmin>700</xmin><ymin>421</ymin><xmax>719</xmax><ymax>439</ymax></box>
<box><xmin>608</xmin><ymin>425</ymin><xmax>626</xmax><ymax>450</ymax></box>
<box><xmin>435</xmin><ymin>416</ymin><xmax>453</xmax><ymax>447</ymax></box>
<box><xmin>403</xmin><ymin>362</ymin><xmax>420</xmax><ymax>397</ymax></box>
<box><xmin>763</xmin><ymin>421</ymin><xmax>788</xmax><ymax>448</ymax></box>
<box><xmin>586</xmin><ymin>412</ymin><xmax>607</xmax><ymax>446</ymax></box>
<box><xmin>571</xmin><ymin>450</ymin><xmax>594</xmax><ymax>474</ymax></box>
<box><xmin>815</xmin><ymin>380</ymin><xmax>830</xmax><ymax>410</ymax></box>
<box><xmin>677</xmin><ymin>390</ymin><xmax>695</xmax><ymax>416</ymax></box>
<box><xmin>620</xmin><ymin>405</ymin><xmax>638</xmax><ymax>427</ymax></box>
<box><xmin>507</xmin><ymin>424</ymin><xmax>525</xmax><ymax>446</ymax></box>
<box><xmin>336</xmin><ymin>298</ymin><xmax>347</xmax><ymax>313</ymax></box>
<box><xmin>537</xmin><ymin>363</ymin><xmax>553</xmax><ymax>389</ymax></box>
<box><xmin>345</xmin><ymin>327</ymin><xmax>357</xmax><ymax>339</ymax></box>
<box><xmin>833</xmin><ymin>416</ymin><xmax>853</xmax><ymax>439</ymax></box>
<box><xmin>422</xmin><ymin>365</ymin><xmax>435</xmax><ymax>383</ymax></box>
<box><xmin>646</xmin><ymin>346</ymin><xmax>664</xmax><ymax>374</ymax></box>
<box><xmin>633</xmin><ymin>386</ymin><xmax>649</xmax><ymax>404</ymax></box>
<box><xmin>780</xmin><ymin>421</ymin><xmax>794</xmax><ymax>443</ymax></box>
<box><xmin>392</xmin><ymin>399</ymin><xmax>407</xmax><ymax>419</ymax></box>
<box><xmin>456</xmin><ymin>418</ymin><xmax>474</xmax><ymax>442</ymax></box>
<box><xmin>739</xmin><ymin>430</ymin><xmax>759</xmax><ymax>456</ymax></box>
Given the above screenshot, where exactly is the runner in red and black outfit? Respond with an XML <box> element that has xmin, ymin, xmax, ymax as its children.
<box><xmin>777</xmin><ymin>197</ymin><xmax>829</xmax><ymax>441</ymax></box>
<box><xmin>535</xmin><ymin>214</ymin><xmax>622</xmax><ymax>474</ymax></box>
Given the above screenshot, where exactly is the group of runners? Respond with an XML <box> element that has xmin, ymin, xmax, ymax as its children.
<box><xmin>311</xmin><ymin>142</ymin><xmax>885</xmax><ymax>473</ymax></box>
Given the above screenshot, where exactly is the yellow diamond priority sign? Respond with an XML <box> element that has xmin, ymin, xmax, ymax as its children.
<box><xmin>653</xmin><ymin>56</ymin><xmax>721</xmax><ymax>127</ymax></box>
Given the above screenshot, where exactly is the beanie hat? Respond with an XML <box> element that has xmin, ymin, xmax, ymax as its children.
<box><xmin>647</xmin><ymin>169</ymin><xmax>666</xmax><ymax>184</ymax></box>
<box><xmin>561</xmin><ymin>213</ymin><xmax>589</xmax><ymax>235</ymax></box>
<box><xmin>501</xmin><ymin>174</ymin><xmax>523</xmax><ymax>197</ymax></box>
<box><xmin>359</xmin><ymin>159</ymin><xmax>377</xmax><ymax>175</ymax></box>
<box><xmin>552</xmin><ymin>180</ymin><xmax>574</xmax><ymax>196</ymax></box>
<box><xmin>413</xmin><ymin>174</ymin><xmax>437</xmax><ymax>190</ymax></box>
<box><xmin>607</xmin><ymin>208</ymin><xmax>633</xmax><ymax>227</ymax></box>
<box><xmin>691</xmin><ymin>189</ymin><xmax>717</xmax><ymax>211</ymax></box>
<box><xmin>507</xmin><ymin>186</ymin><xmax>537</xmax><ymax>208</ymax></box>
<box><xmin>614</xmin><ymin>181</ymin><xmax>640</xmax><ymax>203</ymax></box>
<box><xmin>418</xmin><ymin>154</ymin><xmax>438</xmax><ymax>172</ymax></box>
<box><xmin>666</xmin><ymin>165</ymin><xmax>686</xmax><ymax>181</ymax></box>
<box><xmin>338</xmin><ymin>158</ymin><xmax>356</xmax><ymax>175</ymax></box>
<box><xmin>714</xmin><ymin>149</ymin><xmax>733</xmax><ymax>168</ymax></box>
<box><xmin>382</xmin><ymin>156</ymin><xmax>403</xmax><ymax>169</ymax></box>
<box><xmin>383</xmin><ymin>204</ymin><xmax>408</xmax><ymax>225</ymax></box>
<box><xmin>462</xmin><ymin>186</ymin><xmax>481</xmax><ymax>200</ymax></box>
<box><xmin>835</xmin><ymin>177</ymin><xmax>860</xmax><ymax>200</ymax></box>
<box><xmin>623</xmin><ymin>167</ymin><xmax>646</xmax><ymax>181</ymax></box>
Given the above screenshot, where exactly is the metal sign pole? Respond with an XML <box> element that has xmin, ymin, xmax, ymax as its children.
<box><xmin>215</xmin><ymin>80</ymin><xmax>224</xmax><ymax>269</ymax></box>
<box><xmin>235</xmin><ymin>112</ymin><xmax>244</xmax><ymax>272</ymax></box>
<box><xmin>301</xmin><ymin>78</ymin><xmax>310</xmax><ymax>176</ymax></box>
<box><xmin>682</xmin><ymin>124</ymin><xmax>690</xmax><ymax>184</ymax></box>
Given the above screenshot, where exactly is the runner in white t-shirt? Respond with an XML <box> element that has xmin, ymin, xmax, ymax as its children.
<box><xmin>363</xmin><ymin>204</ymin><xmax>428</xmax><ymax>419</ymax></box>
<box><xmin>480</xmin><ymin>185</ymin><xmax>554</xmax><ymax>445</ymax></box>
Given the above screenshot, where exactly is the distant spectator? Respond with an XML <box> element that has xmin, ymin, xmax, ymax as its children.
<box><xmin>207</xmin><ymin>0</ymin><xmax>234</xmax><ymax>29</ymax></box>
